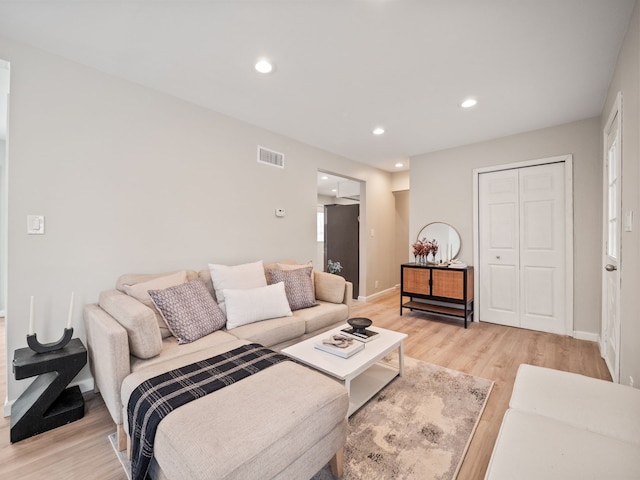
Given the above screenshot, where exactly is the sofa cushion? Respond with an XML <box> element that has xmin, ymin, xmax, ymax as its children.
<box><xmin>123</xmin><ymin>338</ymin><xmax>253</xmax><ymax>409</ymax></box>
<box><xmin>99</xmin><ymin>289</ymin><xmax>163</xmax><ymax>359</ymax></box>
<box><xmin>509</xmin><ymin>364</ymin><xmax>640</xmax><ymax>445</ymax></box>
<box><xmin>485</xmin><ymin>409</ymin><xmax>640</xmax><ymax>480</ymax></box>
<box><xmin>224</xmin><ymin>282</ymin><xmax>292</xmax><ymax>329</ymax></box>
<box><xmin>123</xmin><ymin>270</ymin><xmax>188</xmax><ymax>338</ymax></box>
<box><xmin>149</xmin><ymin>361</ymin><xmax>348</xmax><ymax>480</ymax></box>
<box><xmin>269</xmin><ymin>266</ymin><xmax>317</xmax><ymax>311</ymax></box>
<box><xmin>129</xmin><ymin>331</ymin><xmax>241</xmax><ymax>373</ymax></box>
<box><xmin>208</xmin><ymin>260</ymin><xmax>267</xmax><ymax>313</ymax></box>
<box><xmin>293</xmin><ymin>301</ymin><xmax>349</xmax><ymax>334</ymax></box>
<box><xmin>149</xmin><ymin>280</ymin><xmax>226</xmax><ymax>344</ymax></box>
<box><xmin>314</xmin><ymin>271</ymin><xmax>347</xmax><ymax>304</ymax></box>
<box><xmin>226</xmin><ymin>316</ymin><xmax>305</xmax><ymax>348</ymax></box>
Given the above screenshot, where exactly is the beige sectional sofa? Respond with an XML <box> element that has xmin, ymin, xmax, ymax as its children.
<box><xmin>84</xmin><ymin>262</ymin><xmax>353</xmax><ymax>479</ymax></box>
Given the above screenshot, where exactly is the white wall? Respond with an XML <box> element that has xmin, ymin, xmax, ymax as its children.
<box><xmin>391</xmin><ymin>170</ymin><xmax>409</xmax><ymax>192</ymax></box>
<box><xmin>601</xmin><ymin>0</ymin><xmax>640</xmax><ymax>387</ymax></box>
<box><xmin>0</xmin><ymin>36</ymin><xmax>398</xmax><ymax>406</ymax></box>
<box><xmin>410</xmin><ymin>117</ymin><xmax>602</xmax><ymax>335</ymax></box>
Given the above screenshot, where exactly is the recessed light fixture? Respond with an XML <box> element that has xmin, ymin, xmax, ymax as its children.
<box><xmin>395</xmin><ymin>163</ymin><xmax>404</xmax><ymax>168</ymax></box>
<box><xmin>331</xmin><ymin>189</ymin><xmax>337</xmax><ymax>193</ymax></box>
<box><xmin>255</xmin><ymin>59</ymin><xmax>274</xmax><ymax>74</ymax></box>
<box><xmin>372</xmin><ymin>127</ymin><xmax>385</xmax><ymax>135</ymax></box>
<box><xmin>321</xmin><ymin>175</ymin><xmax>329</xmax><ymax>180</ymax></box>
<box><xmin>461</xmin><ymin>98</ymin><xmax>477</xmax><ymax>108</ymax></box>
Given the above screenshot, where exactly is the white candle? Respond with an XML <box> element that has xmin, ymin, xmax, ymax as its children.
<box><xmin>67</xmin><ymin>291</ymin><xmax>75</xmax><ymax>330</ymax></box>
<box><xmin>29</xmin><ymin>296</ymin><xmax>35</xmax><ymax>335</ymax></box>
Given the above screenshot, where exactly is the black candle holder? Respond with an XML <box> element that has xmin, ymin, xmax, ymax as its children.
<box><xmin>27</xmin><ymin>328</ymin><xmax>73</xmax><ymax>354</ymax></box>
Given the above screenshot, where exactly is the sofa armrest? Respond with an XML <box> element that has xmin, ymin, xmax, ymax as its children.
<box><xmin>83</xmin><ymin>304</ymin><xmax>131</xmax><ymax>425</ymax></box>
<box><xmin>343</xmin><ymin>281</ymin><xmax>353</xmax><ymax>313</ymax></box>
<box><xmin>99</xmin><ymin>289</ymin><xmax>162</xmax><ymax>359</ymax></box>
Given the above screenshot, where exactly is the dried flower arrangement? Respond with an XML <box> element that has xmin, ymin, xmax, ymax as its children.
<box><xmin>412</xmin><ymin>238</ymin><xmax>439</xmax><ymax>263</ymax></box>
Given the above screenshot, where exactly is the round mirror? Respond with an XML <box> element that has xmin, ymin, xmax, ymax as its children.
<box><xmin>417</xmin><ymin>222</ymin><xmax>461</xmax><ymax>260</ymax></box>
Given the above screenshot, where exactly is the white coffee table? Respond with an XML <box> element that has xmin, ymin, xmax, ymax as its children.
<box><xmin>282</xmin><ymin>325</ymin><xmax>407</xmax><ymax>416</ymax></box>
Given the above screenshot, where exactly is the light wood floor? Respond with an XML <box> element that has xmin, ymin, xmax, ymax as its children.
<box><xmin>0</xmin><ymin>293</ymin><xmax>611</xmax><ymax>479</ymax></box>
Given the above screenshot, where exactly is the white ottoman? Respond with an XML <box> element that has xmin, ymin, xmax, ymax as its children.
<box><xmin>485</xmin><ymin>409</ymin><xmax>640</xmax><ymax>480</ymax></box>
<box><xmin>486</xmin><ymin>364</ymin><xmax>640</xmax><ymax>480</ymax></box>
<box><xmin>510</xmin><ymin>364</ymin><xmax>640</xmax><ymax>444</ymax></box>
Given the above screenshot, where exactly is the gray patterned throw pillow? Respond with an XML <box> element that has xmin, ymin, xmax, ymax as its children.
<box><xmin>268</xmin><ymin>266</ymin><xmax>317</xmax><ymax>311</ymax></box>
<box><xmin>148</xmin><ymin>279</ymin><xmax>226</xmax><ymax>344</ymax></box>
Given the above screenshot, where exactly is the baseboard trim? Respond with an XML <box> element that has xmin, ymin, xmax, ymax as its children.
<box><xmin>3</xmin><ymin>376</ymin><xmax>95</xmax><ymax>418</ymax></box>
<box><xmin>573</xmin><ymin>330</ymin><xmax>600</xmax><ymax>342</ymax></box>
<box><xmin>358</xmin><ymin>286</ymin><xmax>398</xmax><ymax>302</ymax></box>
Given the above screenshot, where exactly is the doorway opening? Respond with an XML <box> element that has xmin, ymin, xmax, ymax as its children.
<box><xmin>317</xmin><ymin>171</ymin><xmax>361</xmax><ymax>299</ymax></box>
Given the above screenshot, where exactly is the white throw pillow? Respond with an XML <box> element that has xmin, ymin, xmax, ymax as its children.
<box><xmin>224</xmin><ymin>282</ymin><xmax>292</xmax><ymax>329</ymax></box>
<box><xmin>208</xmin><ymin>260</ymin><xmax>267</xmax><ymax>314</ymax></box>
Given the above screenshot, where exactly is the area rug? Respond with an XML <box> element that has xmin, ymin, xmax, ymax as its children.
<box><xmin>311</xmin><ymin>356</ymin><xmax>493</xmax><ymax>480</ymax></box>
<box><xmin>110</xmin><ymin>356</ymin><xmax>492</xmax><ymax>480</ymax></box>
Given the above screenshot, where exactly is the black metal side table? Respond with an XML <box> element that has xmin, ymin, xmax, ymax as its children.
<box><xmin>11</xmin><ymin>338</ymin><xmax>87</xmax><ymax>443</ymax></box>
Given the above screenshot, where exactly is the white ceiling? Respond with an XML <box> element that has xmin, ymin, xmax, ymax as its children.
<box><xmin>317</xmin><ymin>171</ymin><xmax>360</xmax><ymax>199</ymax></box>
<box><xmin>0</xmin><ymin>1</ymin><xmax>634</xmax><ymax>171</ymax></box>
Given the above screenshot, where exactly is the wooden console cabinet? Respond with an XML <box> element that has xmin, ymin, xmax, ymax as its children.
<box><xmin>400</xmin><ymin>263</ymin><xmax>474</xmax><ymax>328</ymax></box>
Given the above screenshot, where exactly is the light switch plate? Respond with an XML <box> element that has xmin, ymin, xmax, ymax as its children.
<box><xmin>27</xmin><ymin>215</ymin><xmax>45</xmax><ymax>235</ymax></box>
<box><xmin>624</xmin><ymin>211</ymin><xmax>633</xmax><ymax>232</ymax></box>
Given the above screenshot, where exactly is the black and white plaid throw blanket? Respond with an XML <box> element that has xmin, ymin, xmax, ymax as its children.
<box><xmin>127</xmin><ymin>343</ymin><xmax>291</xmax><ymax>480</ymax></box>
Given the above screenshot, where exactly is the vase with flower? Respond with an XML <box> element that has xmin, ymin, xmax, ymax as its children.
<box><xmin>412</xmin><ymin>238</ymin><xmax>440</xmax><ymax>264</ymax></box>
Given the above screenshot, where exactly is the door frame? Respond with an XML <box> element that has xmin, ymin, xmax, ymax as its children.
<box><xmin>600</xmin><ymin>91</ymin><xmax>622</xmax><ymax>382</ymax></box>
<box><xmin>472</xmin><ymin>155</ymin><xmax>574</xmax><ymax>335</ymax></box>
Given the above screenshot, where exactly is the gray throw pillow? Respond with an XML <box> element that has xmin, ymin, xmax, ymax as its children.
<box><xmin>148</xmin><ymin>279</ymin><xmax>226</xmax><ymax>344</ymax></box>
<box><xmin>269</xmin><ymin>266</ymin><xmax>317</xmax><ymax>311</ymax></box>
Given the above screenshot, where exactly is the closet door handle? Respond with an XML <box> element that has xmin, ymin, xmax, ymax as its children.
<box><xmin>605</xmin><ymin>264</ymin><xmax>617</xmax><ymax>272</ymax></box>
<box><xmin>495</xmin><ymin>256</ymin><xmax>501</xmax><ymax>260</ymax></box>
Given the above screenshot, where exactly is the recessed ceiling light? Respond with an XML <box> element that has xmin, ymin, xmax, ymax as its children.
<box><xmin>372</xmin><ymin>127</ymin><xmax>385</xmax><ymax>135</ymax></box>
<box><xmin>331</xmin><ymin>189</ymin><xmax>337</xmax><ymax>193</ymax></box>
<box><xmin>321</xmin><ymin>175</ymin><xmax>329</xmax><ymax>180</ymax></box>
<box><xmin>395</xmin><ymin>163</ymin><xmax>404</xmax><ymax>168</ymax></box>
<box><xmin>461</xmin><ymin>98</ymin><xmax>477</xmax><ymax>108</ymax></box>
<box><xmin>255</xmin><ymin>59</ymin><xmax>274</xmax><ymax>74</ymax></box>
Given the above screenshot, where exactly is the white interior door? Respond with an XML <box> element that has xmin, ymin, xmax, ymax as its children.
<box><xmin>519</xmin><ymin>163</ymin><xmax>565</xmax><ymax>333</ymax></box>
<box><xmin>601</xmin><ymin>97</ymin><xmax>621</xmax><ymax>383</ymax></box>
<box><xmin>479</xmin><ymin>163</ymin><xmax>567</xmax><ymax>334</ymax></box>
<box><xmin>479</xmin><ymin>169</ymin><xmax>519</xmax><ymax>327</ymax></box>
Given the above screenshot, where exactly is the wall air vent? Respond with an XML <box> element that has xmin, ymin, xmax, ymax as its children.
<box><xmin>257</xmin><ymin>146</ymin><xmax>284</xmax><ymax>168</ymax></box>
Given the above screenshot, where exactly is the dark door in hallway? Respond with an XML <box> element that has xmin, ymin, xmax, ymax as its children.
<box><xmin>324</xmin><ymin>204</ymin><xmax>359</xmax><ymax>299</ymax></box>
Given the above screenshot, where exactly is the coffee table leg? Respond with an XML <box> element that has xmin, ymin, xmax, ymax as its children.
<box><xmin>399</xmin><ymin>342</ymin><xmax>405</xmax><ymax>377</ymax></box>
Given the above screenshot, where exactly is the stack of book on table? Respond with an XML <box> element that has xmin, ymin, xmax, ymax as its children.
<box><xmin>314</xmin><ymin>335</ymin><xmax>364</xmax><ymax>358</ymax></box>
<box><xmin>340</xmin><ymin>327</ymin><xmax>380</xmax><ymax>343</ymax></box>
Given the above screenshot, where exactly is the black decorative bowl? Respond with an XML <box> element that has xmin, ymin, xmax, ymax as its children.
<box><xmin>347</xmin><ymin>317</ymin><xmax>373</xmax><ymax>335</ymax></box>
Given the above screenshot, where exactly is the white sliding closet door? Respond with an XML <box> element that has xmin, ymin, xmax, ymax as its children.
<box><xmin>479</xmin><ymin>169</ymin><xmax>520</xmax><ymax>327</ymax></box>
<box><xmin>479</xmin><ymin>162</ymin><xmax>566</xmax><ymax>334</ymax></box>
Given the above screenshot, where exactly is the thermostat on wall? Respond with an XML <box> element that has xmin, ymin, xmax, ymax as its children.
<box><xmin>275</xmin><ymin>208</ymin><xmax>286</xmax><ymax>217</ymax></box>
<box><xmin>27</xmin><ymin>215</ymin><xmax>45</xmax><ymax>235</ymax></box>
